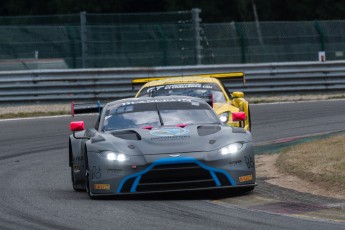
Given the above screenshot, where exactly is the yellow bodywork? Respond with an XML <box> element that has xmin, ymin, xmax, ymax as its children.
<box><xmin>135</xmin><ymin>76</ymin><xmax>251</xmax><ymax>131</ymax></box>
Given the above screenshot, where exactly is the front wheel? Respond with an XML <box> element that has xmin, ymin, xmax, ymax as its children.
<box><xmin>85</xmin><ymin>169</ymin><xmax>96</xmax><ymax>199</ymax></box>
<box><xmin>71</xmin><ymin>166</ymin><xmax>84</xmax><ymax>192</ymax></box>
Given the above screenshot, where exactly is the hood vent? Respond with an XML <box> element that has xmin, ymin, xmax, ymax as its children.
<box><xmin>111</xmin><ymin>130</ymin><xmax>141</xmax><ymax>140</ymax></box>
<box><xmin>197</xmin><ymin>125</ymin><xmax>221</xmax><ymax>136</ymax></box>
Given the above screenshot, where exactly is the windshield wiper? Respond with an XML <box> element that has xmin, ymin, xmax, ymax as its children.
<box><xmin>155</xmin><ymin>102</ymin><xmax>164</xmax><ymax>126</ymax></box>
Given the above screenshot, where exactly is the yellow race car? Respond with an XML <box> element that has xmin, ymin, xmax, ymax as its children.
<box><xmin>132</xmin><ymin>72</ymin><xmax>251</xmax><ymax>131</ymax></box>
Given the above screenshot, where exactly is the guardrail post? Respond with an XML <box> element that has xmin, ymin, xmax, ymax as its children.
<box><xmin>80</xmin><ymin>11</ymin><xmax>88</xmax><ymax>68</ymax></box>
<box><xmin>192</xmin><ymin>8</ymin><xmax>202</xmax><ymax>65</ymax></box>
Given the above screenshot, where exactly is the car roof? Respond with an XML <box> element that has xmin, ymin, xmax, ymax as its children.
<box><xmin>142</xmin><ymin>76</ymin><xmax>220</xmax><ymax>87</ymax></box>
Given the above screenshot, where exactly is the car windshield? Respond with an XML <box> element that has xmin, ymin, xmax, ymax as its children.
<box><xmin>102</xmin><ymin>99</ymin><xmax>219</xmax><ymax>131</ymax></box>
<box><xmin>138</xmin><ymin>83</ymin><xmax>226</xmax><ymax>103</ymax></box>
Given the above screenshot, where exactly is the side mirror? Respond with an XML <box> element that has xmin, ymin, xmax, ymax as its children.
<box><xmin>232</xmin><ymin>91</ymin><xmax>244</xmax><ymax>98</ymax></box>
<box><xmin>70</xmin><ymin>121</ymin><xmax>85</xmax><ymax>132</ymax></box>
<box><xmin>232</xmin><ymin>112</ymin><xmax>246</xmax><ymax>121</ymax></box>
<box><xmin>70</xmin><ymin>121</ymin><xmax>89</xmax><ymax>139</ymax></box>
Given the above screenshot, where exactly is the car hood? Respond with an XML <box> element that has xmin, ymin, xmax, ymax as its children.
<box><xmin>213</xmin><ymin>102</ymin><xmax>239</xmax><ymax>114</ymax></box>
<box><xmin>88</xmin><ymin>125</ymin><xmax>252</xmax><ymax>156</ymax></box>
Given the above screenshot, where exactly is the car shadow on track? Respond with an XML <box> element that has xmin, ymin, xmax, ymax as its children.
<box><xmin>93</xmin><ymin>188</ymin><xmax>254</xmax><ymax>201</ymax></box>
<box><xmin>53</xmin><ymin>187</ymin><xmax>254</xmax><ymax>201</ymax></box>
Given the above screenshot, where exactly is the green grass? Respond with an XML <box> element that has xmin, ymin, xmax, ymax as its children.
<box><xmin>277</xmin><ymin>134</ymin><xmax>345</xmax><ymax>191</ymax></box>
<box><xmin>328</xmin><ymin>95</ymin><xmax>345</xmax><ymax>100</ymax></box>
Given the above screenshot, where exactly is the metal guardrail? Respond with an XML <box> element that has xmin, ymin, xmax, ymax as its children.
<box><xmin>1</xmin><ymin>61</ymin><xmax>345</xmax><ymax>103</ymax></box>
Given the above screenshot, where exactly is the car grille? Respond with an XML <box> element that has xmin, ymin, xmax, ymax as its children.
<box><xmin>120</xmin><ymin>163</ymin><xmax>231</xmax><ymax>193</ymax></box>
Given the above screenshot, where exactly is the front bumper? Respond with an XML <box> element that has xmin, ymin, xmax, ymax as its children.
<box><xmin>89</xmin><ymin>184</ymin><xmax>257</xmax><ymax>197</ymax></box>
<box><xmin>89</xmin><ymin>156</ymin><xmax>256</xmax><ymax>196</ymax></box>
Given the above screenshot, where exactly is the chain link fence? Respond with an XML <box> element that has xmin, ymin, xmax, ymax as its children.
<box><xmin>200</xmin><ymin>21</ymin><xmax>343</xmax><ymax>64</ymax></box>
<box><xmin>0</xmin><ymin>10</ymin><xmax>345</xmax><ymax>71</ymax></box>
<box><xmin>0</xmin><ymin>14</ymin><xmax>81</xmax><ymax>70</ymax></box>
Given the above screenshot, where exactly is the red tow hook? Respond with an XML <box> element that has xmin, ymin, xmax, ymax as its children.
<box><xmin>142</xmin><ymin>126</ymin><xmax>154</xmax><ymax>130</ymax></box>
<box><xmin>176</xmin><ymin>124</ymin><xmax>188</xmax><ymax>128</ymax></box>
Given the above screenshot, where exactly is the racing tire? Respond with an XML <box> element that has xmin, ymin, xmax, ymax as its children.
<box><xmin>84</xmin><ymin>150</ymin><xmax>97</xmax><ymax>199</ymax></box>
<box><xmin>71</xmin><ymin>167</ymin><xmax>84</xmax><ymax>192</ymax></box>
<box><xmin>85</xmin><ymin>170</ymin><xmax>94</xmax><ymax>199</ymax></box>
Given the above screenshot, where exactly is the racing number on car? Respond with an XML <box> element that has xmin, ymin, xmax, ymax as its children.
<box><xmin>92</xmin><ymin>166</ymin><xmax>102</xmax><ymax>179</ymax></box>
<box><xmin>244</xmin><ymin>155</ymin><xmax>255</xmax><ymax>169</ymax></box>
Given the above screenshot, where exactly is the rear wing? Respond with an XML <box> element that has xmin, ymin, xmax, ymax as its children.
<box><xmin>131</xmin><ymin>72</ymin><xmax>246</xmax><ymax>85</ymax></box>
<box><xmin>71</xmin><ymin>101</ymin><xmax>104</xmax><ymax>116</ymax></box>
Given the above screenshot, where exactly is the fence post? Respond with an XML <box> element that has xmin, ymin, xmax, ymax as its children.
<box><xmin>192</xmin><ymin>8</ymin><xmax>202</xmax><ymax>65</ymax></box>
<box><xmin>315</xmin><ymin>21</ymin><xmax>325</xmax><ymax>52</ymax></box>
<box><xmin>155</xmin><ymin>25</ymin><xmax>168</xmax><ymax>66</ymax></box>
<box><xmin>80</xmin><ymin>11</ymin><xmax>88</xmax><ymax>68</ymax></box>
<box><xmin>235</xmin><ymin>22</ymin><xmax>246</xmax><ymax>64</ymax></box>
<box><xmin>66</xmin><ymin>26</ymin><xmax>77</xmax><ymax>68</ymax></box>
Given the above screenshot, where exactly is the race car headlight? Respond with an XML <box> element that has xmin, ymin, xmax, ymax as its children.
<box><xmin>218</xmin><ymin>112</ymin><xmax>229</xmax><ymax>123</ymax></box>
<box><xmin>117</xmin><ymin>154</ymin><xmax>127</xmax><ymax>162</ymax></box>
<box><xmin>106</xmin><ymin>152</ymin><xmax>117</xmax><ymax>161</ymax></box>
<box><xmin>100</xmin><ymin>151</ymin><xmax>130</xmax><ymax>162</ymax></box>
<box><xmin>219</xmin><ymin>143</ymin><xmax>243</xmax><ymax>155</ymax></box>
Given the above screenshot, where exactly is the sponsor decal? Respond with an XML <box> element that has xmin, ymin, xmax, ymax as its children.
<box><xmin>146</xmin><ymin>83</ymin><xmax>214</xmax><ymax>93</ymax></box>
<box><xmin>228</xmin><ymin>160</ymin><xmax>242</xmax><ymax>167</ymax></box>
<box><xmin>150</xmin><ymin>127</ymin><xmax>189</xmax><ymax>137</ymax></box>
<box><xmin>110</xmin><ymin>105</ymin><xmax>134</xmax><ymax>115</ymax></box>
<box><xmin>73</xmin><ymin>165</ymin><xmax>80</xmax><ymax>173</ymax></box>
<box><xmin>94</xmin><ymin>184</ymin><xmax>110</xmax><ymax>190</ymax></box>
<box><xmin>150</xmin><ymin>136</ymin><xmax>191</xmax><ymax>142</ymax></box>
<box><xmin>146</xmin><ymin>85</ymin><xmax>165</xmax><ymax>93</ymax></box>
<box><xmin>122</xmin><ymin>98</ymin><xmax>192</xmax><ymax>106</ymax></box>
<box><xmin>244</xmin><ymin>155</ymin><xmax>255</xmax><ymax>169</ymax></box>
<box><xmin>239</xmin><ymin>175</ymin><xmax>253</xmax><ymax>182</ymax></box>
<box><xmin>165</xmin><ymin>83</ymin><xmax>202</xmax><ymax>89</ymax></box>
<box><xmin>191</xmin><ymin>101</ymin><xmax>200</xmax><ymax>106</ymax></box>
<box><xmin>107</xmin><ymin>169</ymin><xmax>122</xmax><ymax>175</ymax></box>
<box><xmin>91</xmin><ymin>166</ymin><xmax>102</xmax><ymax>179</ymax></box>
<box><xmin>169</xmin><ymin>154</ymin><xmax>181</xmax><ymax>157</ymax></box>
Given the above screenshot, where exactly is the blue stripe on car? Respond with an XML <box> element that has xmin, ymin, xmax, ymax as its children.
<box><xmin>117</xmin><ymin>157</ymin><xmax>235</xmax><ymax>193</ymax></box>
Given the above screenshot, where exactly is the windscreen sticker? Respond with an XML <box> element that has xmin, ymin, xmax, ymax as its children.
<box><xmin>191</xmin><ymin>101</ymin><xmax>200</xmax><ymax>106</ymax></box>
<box><xmin>146</xmin><ymin>83</ymin><xmax>213</xmax><ymax>93</ymax></box>
<box><xmin>122</xmin><ymin>98</ymin><xmax>192</xmax><ymax>106</ymax></box>
<box><xmin>150</xmin><ymin>127</ymin><xmax>190</xmax><ymax>137</ymax></box>
<box><xmin>110</xmin><ymin>105</ymin><xmax>134</xmax><ymax>115</ymax></box>
<box><xmin>107</xmin><ymin>104</ymin><xmax>134</xmax><ymax>111</ymax></box>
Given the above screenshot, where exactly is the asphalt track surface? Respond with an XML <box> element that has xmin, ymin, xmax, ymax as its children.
<box><xmin>0</xmin><ymin>100</ymin><xmax>345</xmax><ymax>230</ymax></box>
